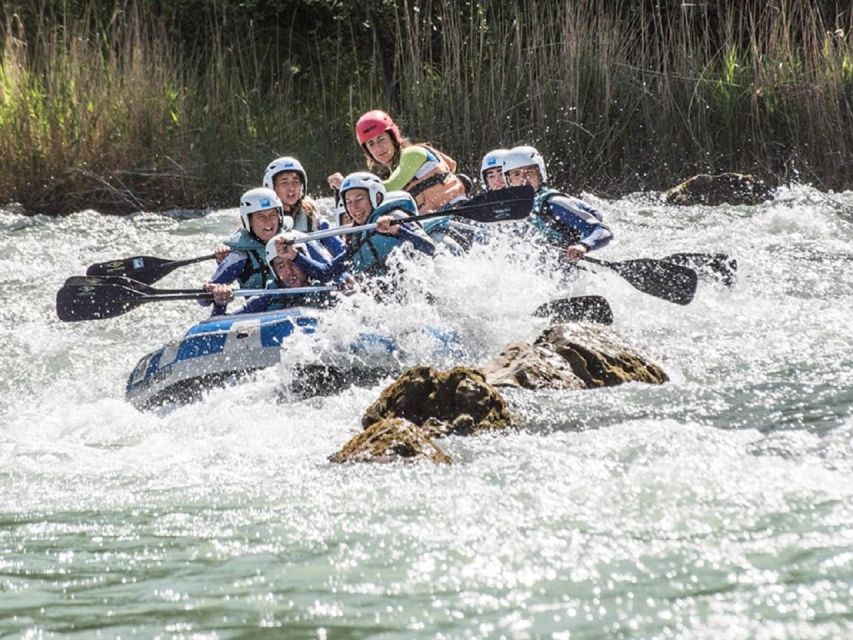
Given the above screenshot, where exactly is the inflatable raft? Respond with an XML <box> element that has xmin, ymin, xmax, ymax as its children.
<box><xmin>125</xmin><ymin>308</ymin><xmax>398</xmax><ymax>410</ymax></box>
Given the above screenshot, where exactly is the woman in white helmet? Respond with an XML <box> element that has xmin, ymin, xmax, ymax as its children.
<box><xmin>201</xmin><ymin>187</ymin><xmax>291</xmax><ymax>309</ymax></box>
<box><xmin>263</xmin><ymin>156</ymin><xmax>345</xmax><ymax>259</ymax></box>
<box><xmin>280</xmin><ymin>171</ymin><xmax>435</xmax><ymax>281</ymax></box>
<box><xmin>480</xmin><ymin>148</ymin><xmax>509</xmax><ymax>191</ymax></box>
<box><xmin>502</xmin><ymin>145</ymin><xmax>613</xmax><ymax>261</ymax></box>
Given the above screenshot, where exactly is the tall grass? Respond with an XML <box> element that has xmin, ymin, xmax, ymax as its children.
<box><xmin>1</xmin><ymin>1</ymin><xmax>851</xmax><ymax>214</ymax></box>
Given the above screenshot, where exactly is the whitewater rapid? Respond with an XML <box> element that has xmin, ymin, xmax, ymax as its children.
<box><xmin>1</xmin><ymin>186</ymin><xmax>851</xmax><ymax>638</ymax></box>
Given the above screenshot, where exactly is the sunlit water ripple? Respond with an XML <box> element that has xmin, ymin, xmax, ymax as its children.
<box><xmin>1</xmin><ymin>185</ymin><xmax>852</xmax><ymax>638</ymax></box>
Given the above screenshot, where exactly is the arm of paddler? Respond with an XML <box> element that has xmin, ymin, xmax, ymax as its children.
<box><xmin>383</xmin><ymin>146</ymin><xmax>429</xmax><ymax>192</ymax></box>
<box><xmin>376</xmin><ymin>210</ymin><xmax>436</xmax><ymax>256</ymax></box>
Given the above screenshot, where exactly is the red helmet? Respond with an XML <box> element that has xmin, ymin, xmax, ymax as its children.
<box><xmin>355</xmin><ymin>110</ymin><xmax>401</xmax><ymax>145</ymax></box>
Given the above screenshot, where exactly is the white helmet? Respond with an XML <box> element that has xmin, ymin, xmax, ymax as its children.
<box><xmin>262</xmin><ymin>156</ymin><xmax>307</xmax><ymax>191</ymax></box>
<box><xmin>239</xmin><ymin>187</ymin><xmax>287</xmax><ymax>232</ymax></box>
<box><xmin>480</xmin><ymin>148</ymin><xmax>509</xmax><ymax>188</ymax></box>
<box><xmin>340</xmin><ymin>171</ymin><xmax>386</xmax><ymax>210</ymax></box>
<box><xmin>265</xmin><ymin>231</ymin><xmax>307</xmax><ymax>268</ymax></box>
<box><xmin>502</xmin><ymin>145</ymin><xmax>548</xmax><ymax>183</ymax></box>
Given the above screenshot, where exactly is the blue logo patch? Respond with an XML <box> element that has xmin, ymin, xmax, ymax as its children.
<box><xmin>260</xmin><ymin>198</ymin><xmax>271</xmax><ymax>207</ymax></box>
<box><xmin>486</xmin><ymin>157</ymin><xmax>498</xmax><ymax>166</ymax></box>
<box><xmin>342</xmin><ymin>180</ymin><xmax>351</xmax><ymax>189</ymax></box>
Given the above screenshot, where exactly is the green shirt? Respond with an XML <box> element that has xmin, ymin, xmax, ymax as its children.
<box><xmin>384</xmin><ymin>146</ymin><xmax>430</xmax><ymax>191</ymax></box>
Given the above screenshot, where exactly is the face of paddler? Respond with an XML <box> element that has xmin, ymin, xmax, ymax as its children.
<box><xmin>273</xmin><ymin>171</ymin><xmax>304</xmax><ymax>210</ymax></box>
<box><xmin>344</xmin><ymin>188</ymin><xmax>374</xmax><ymax>225</ymax></box>
<box><xmin>506</xmin><ymin>164</ymin><xmax>542</xmax><ymax>190</ymax></box>
<box><xmin>272</xmin><ymin>256</ymin><xmax>308</xmax><ymax>288</ymax></box>
<box><xmin>483</xmin><ymin>167</ymin><xmax>506</xmax><ymax>191</ymax></box>
<box><xmin>249</xmin><ymin>208</ymin><xmax>281</xmax><ymax>243</ymax></box>
<box><xmin>363</xmin><ymin>131</ymin><xmax>396</xmax><ymax>166</ymax></box>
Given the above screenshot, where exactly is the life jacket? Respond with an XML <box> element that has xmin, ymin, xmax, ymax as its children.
<box><xmin>404</xmin><ymin>144</ymin><xmax>468</xmax><ymax>213</ymax></box>
<box><xmin>349</xmin><ymin>194</ymin><xmax>420</xmax><ymax>273</ymax></box>
<box><xmin>530</xmin><ymin>187</ymin><xmax>582</xmax><ymax>245</ymax></box>
<box><xmin>223</xmin><ymin>229</ymin><xmax>271</xmax><ymax>289</ymax></box>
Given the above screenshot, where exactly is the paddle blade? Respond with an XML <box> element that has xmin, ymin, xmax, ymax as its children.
<box><xmin>450</xmin><ymin>185</ymin><xmax>534</xmax><ymax>223</ymax></box>
<box><xmin>86</xmin><ymin>254</ymin><xmax>214</xmax><ymax>285</ymax></box>
<box><xmin>56</xmin><ymin>281</ymin><xmax>145</xmax><ymax>321</ymax></box>
<box><xmin>86</xmin><ymin>255</ymin><xmax>177</xmax><ymax>283</ymax></box>
<box><xmin>591</xmin><ymin>258</ymin><xmax>698</xmax><ymax>305</ymax></box>
<box><xmin>534</xmin><ymin>295</ymin><xmax>614</xmax><ymax>325</ymax></box>
<box><xmin>663</xmin><ymin>252</ymin><xmax>737</xmax><ymax>287</ymax></box>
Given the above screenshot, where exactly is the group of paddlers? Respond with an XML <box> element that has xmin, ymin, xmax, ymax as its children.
<box><xmin>203</xmin><ymin>109</ymin><xmax>612</xmax><ymax>315</ymax></box>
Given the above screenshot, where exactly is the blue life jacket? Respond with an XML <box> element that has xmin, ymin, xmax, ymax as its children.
<box><xmin>350</xmin><ymin>194</ymin><xmax>419</xmax><ymax>273</ymax></box>
<box><xmin>223</xmin><ymin>229</ymin><xmax>271</xmax><ymax>289</ymax></box>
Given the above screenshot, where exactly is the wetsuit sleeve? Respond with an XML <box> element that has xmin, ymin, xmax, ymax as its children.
<box><xmin>201</xmin><ymin>251</ymin><xmax>248</xmax><ymax>307</ymax></box>
<box><xmin>317</xmin><ymin>219</ymin><xmax>346</xmax><ymax>259</ymax></box>
<box><xmin>546</xmin><ymin>195</ymin><xmax>613</xmax><ymax>251</ymax></box>
<box><xmin>384</xmin><ymin>146</ymin><xmax>429</xmax><ymax>192</ymax></box>
<box><xmin>292</xmin><ymin>251</ymin><xmax>338</xmax><ymax>282</ymax></box>
<box><xmin>388</xmin><ymin>210</ymin><xmax>436</xmax><ymax>256</ymax></box>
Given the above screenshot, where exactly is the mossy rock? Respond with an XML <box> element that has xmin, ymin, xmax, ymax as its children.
<box><xmin>329</xmin><ymin>418</ymin><xmax>452</xmax><ymax>464</ymax></box>
<box><xmin>361</xmin><ymin>366</ymin><xmax>516</xmax><ymax>436</ymax></box>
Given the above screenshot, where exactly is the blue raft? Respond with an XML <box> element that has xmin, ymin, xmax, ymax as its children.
<box><xmin>125</xmin><ymin>308</ymin><xmax>398</xmax><ymax>410</ymax></box>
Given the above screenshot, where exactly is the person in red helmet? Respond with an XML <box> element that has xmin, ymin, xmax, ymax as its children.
<box><xmin>328</xmin><ymin>109</ymin><xmax>470</xmax><ymax>215</ymax></box>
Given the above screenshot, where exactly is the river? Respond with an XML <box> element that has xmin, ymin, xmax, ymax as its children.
<box><xmin>1</xmin><ymin>185</ymin><xmax>852</xmax><ymax>638</ymax></box>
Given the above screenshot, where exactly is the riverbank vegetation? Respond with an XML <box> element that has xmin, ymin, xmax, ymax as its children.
<box><xmin>1</xmin><ymin>0</ymin><xmax>851</xmax><ymax>214</ymax></box>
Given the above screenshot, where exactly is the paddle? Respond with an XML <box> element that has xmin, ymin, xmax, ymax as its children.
<box><xmin>293</xmin><ymin>185</ymin><xmax>535</xmax><ymax>243</ymax></box>
<box><xmin>661</xmin><ymin>252</ymin><xmax>737</xmax><ymax>286</ymax></box>
<box><xmin>86</xmin><ymin>253</ymin><xmax>217</xmax><ymax>285</ymax></box>
<box><xmin>56</xmin><ymin>276</ymin><xmax>334</xmax><ymax>322</ymax></box>
<box><xmin>582</xmin><ymin>256</ymin><xmax>698</xmax><ymax>305</ymax></box>
<box><xmin>533</xmin><ymin>295</ymin><xmax>614</xmax><ymax>325</ymax></box>
<box><xmin>83</xmin><ymin>186</ymin><xmax>533</xmax><ymax>283</ymax></box>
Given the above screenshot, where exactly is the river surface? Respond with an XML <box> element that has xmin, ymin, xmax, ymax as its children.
<box><xmin>1</xmin><ymin>186</ymin><xmax>852</xmax><ymax>638</ymax></box>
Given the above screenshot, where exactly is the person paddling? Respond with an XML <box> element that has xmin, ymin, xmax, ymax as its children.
<box><xmin>280</xmin><ymin>172</ymin><xmax>435</xmax><ymax>285</ymax></box>
<box><xmin>208</xmin><ymin>231</ymin><xmax>336</xmax><ymax>315</ymax></box>
<box><xmin>262</xmin><ymin>156</ymin><xmax>345</xmax><ymax>259</ymax></box>
<box><xmin>201</xmin><ymin>188</ymin><xmax>290</xmax><ymax>309</ymax></box>
<box><xmin>502</xmin><ymin>145</ymin><xmax>613</xmax><ymax>261</ymax></box>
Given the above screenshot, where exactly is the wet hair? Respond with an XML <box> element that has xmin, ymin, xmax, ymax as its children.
<box><xmin>284</xmin><ymin>195</ymin><xmax>320</xmax><ymax>230</ymax></box>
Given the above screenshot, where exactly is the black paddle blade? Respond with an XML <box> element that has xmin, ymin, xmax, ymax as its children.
<box><xmin>662</xmin><ymin>252</ymin><xmax>737</xmax><ymax>287</ymax></box>
<box><xmin>86</xmin><ymin>255</ymin><xmax>175</xmax><ymax>284</ymax></box>
<box><xmin>56</xmin><ymin>281</ymin><xmax>145</xmax><ymax>321</ymax></box>
<box><xmin>451</xmin><ymin>185</ymin><xmax>534</xmax><ymax>223</ymax></box>
<box><xmin>533</xmin><ymin>295</ymin><xmax>614</xmax><ymax>325</ymax></box>
<box><xmin>590</xmin><ymin>258</ymin><xmax>698</xmax><ymax>305</ymax></box>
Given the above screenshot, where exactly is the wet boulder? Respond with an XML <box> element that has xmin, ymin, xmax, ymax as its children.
<box><xmin>538</xmin><ymin>324</ymin><xmax>668</xmax><ymax>387</ymax></box>
<box><xmin>481</xmin><ymin>323</ymin><xmax>667</xmax><ymax>390</ymax></box>
<box><xmin>663</xmin><ymin>173</ymin><xmax>773</xmax><ymax>206</ymax></box>
<box><xmin>361</xmin><ymin>366</ymin><xmax>516</xmax><ymax>437</ymax></box>
<box><xmin>329</xmin><ymin>418</ymin><xmax>452</xmax><ymax>464</ymax></box>
<box><xmin>479</xmin><ymin>341</ymin><xmax>586</xmax><ymax>390</ymax></box>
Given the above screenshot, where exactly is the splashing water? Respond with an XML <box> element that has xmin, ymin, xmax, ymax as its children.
<box><xmin>1</xmin><ymin>186</ymin><xmax>852</xmax><ymax>637</ymax></box>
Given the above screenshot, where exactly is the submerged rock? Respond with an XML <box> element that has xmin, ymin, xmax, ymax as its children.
<box><xmin>361</xmin><ymin>366</ymin><xmax>516</xmax><ymax>437</ymax></box>
<box><xmin>329</xmin><ymin>418</ymin><xmax>452</xmax><ymax>464</ymax></box>
<box><xmin>481</xmin><ymin>323</ymin><xmax>667</xmax><ymax>389</ymax></box>
<box><xmin>663</xmin><ymin>173</ymin><xmax>773</xmax><ymax>206</ymax></box>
